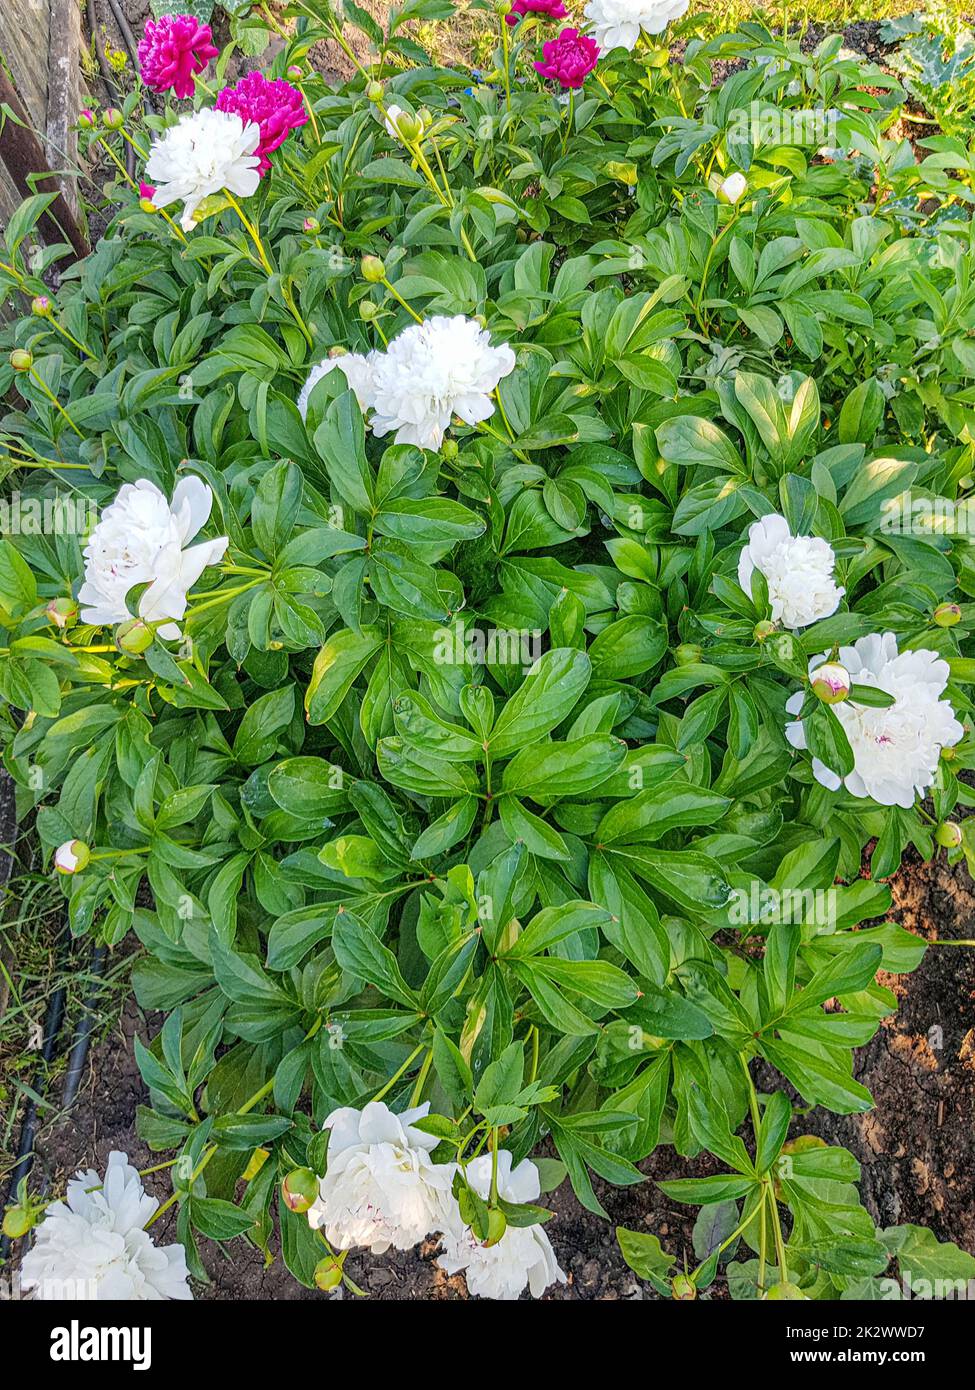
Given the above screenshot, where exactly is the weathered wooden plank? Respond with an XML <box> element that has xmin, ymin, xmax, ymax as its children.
<box><xmin>46</xmin><ymin>0</ymin><xmax>81</xmax><ymax>216</ymax></box>
<box><xmin>0</xmin><ymin>2</ymin><xmax>52</xmax><ymax>129</ymax></box>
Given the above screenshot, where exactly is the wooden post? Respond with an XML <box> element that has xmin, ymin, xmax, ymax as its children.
<box><xmin>0</xmin><ymin>64</ymin><xmax>88</xmax><ymax>260</ymax></box>
<box><xmin>46</xmin><ymin>0</ymin><xmax>82</xmax><ymax>222</ymax></box>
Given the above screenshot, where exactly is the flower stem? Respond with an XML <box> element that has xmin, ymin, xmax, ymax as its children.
<box><xmin>27</xmin><ymin>369</ymin><xmax>83</xmax><ymax>437</ymax></box>
<box><xmin>372</xmin><ymin>1042</ymin><xmax>426</xmax><ymax>1102</ymax></box>
<box><xmin>381</xmin><ymin>275</ymin><xmax>423</xmax><ymax>325</ymax></box>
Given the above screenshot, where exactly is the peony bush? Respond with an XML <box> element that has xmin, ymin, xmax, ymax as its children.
<box><xmin>3</xmin><ymin>0</ymin><xmax>975</xmax><ymax>1300</ymax></box>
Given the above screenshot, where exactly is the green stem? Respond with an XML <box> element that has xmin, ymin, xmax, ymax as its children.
<box><xmin>381</xmin><ymin>275</ymin><xmax>423</xmax><ymax>324</ymax></box>
<box><xmin>27</xmin><ymin>369</ymin><xmax>83</xmax><ymax>437</ymax></box>
<box><xmin>409</xmin><ymin>1048</ymin><xmax>434</xmax><ymax>1107</ymax></box>
<box><xmin>372</xmin><ymin>1042</ymin><xmax>425</xmax><ymax>1102</ymax></box>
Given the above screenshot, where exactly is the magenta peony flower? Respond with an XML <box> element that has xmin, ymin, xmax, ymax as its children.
<box><xmin>137</xmin><ymin>14</ymin><xmax>219</xmax><ymax>100</ymax></box>
<box><xmin>215</xmin><ymin>71</ymin><xmax>308</xmax><ymax>176</ymax></box>
<box><xmin>534</xmin><ymin>27</ymin><xmax>600</xmax><ymax>89</ymax></box>
<box><xmin>505</xmin><ymin>0</ymin><xmax>569</xmax><ymax>26</ymax></box>
<box><xmin>139</xmin><ymin>182</ymin><xmax>156</xmax><ymax>200</ymax></box>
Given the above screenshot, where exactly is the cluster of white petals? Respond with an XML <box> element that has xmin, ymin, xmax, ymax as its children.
<box><xmin>583</xmin><ymin>0</ymin><xmax>689</xmax><ymax>53</ymax></box>
<box><xmin>296</xmin><ymin>351</ymin><xmax>378</xmax><ymax>421</ymax></box>
<box><xmin>146</xmin><ymin>108</ymin><xmax>261</xmax><ymax>231</ymax></box>
<box><xmin>20</xmin><ymin>1152</ymin><xmax>191</xmax><ymax>1301</ymax></box>
<box><xmin>436</xmin><ymin>1151</ymin><xmax>567</xmax><ymax>1301</ymax></box>
<box><xmin>305</xmin><ymin>1102</ymin><xmax>565</xmax><ymax>1299</ymax></box>
<box><xmin>296</xmin><ymin>315</ymin><xmax>516</xmax><ymax>451</ymax></box>
<box><xmin>786</xmin><ymin>632</ymin><xmax>963</xmax><ymax>807</ymax></box>
<box><xmin>738</xmin><ymin>513</ymin><xmax>844</xmax><ymax>630</ymax></box>
<box><xmin>306</xmin><ymin>1101</ymin><xmax>456</xmax><ymax>1255</ymax></box>
<box><xmin>79</xmin><ymin>477</ymin><xmax>228</xmax><ymax>639</ymax></box>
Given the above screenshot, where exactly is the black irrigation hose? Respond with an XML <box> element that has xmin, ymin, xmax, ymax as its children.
<box><xmin>61</xmin><ymin>944</ymin><xmax>107</xmax><ymax>1108</ymax></box>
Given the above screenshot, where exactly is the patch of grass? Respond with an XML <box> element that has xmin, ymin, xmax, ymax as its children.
<box><xmin>688</xmin><ymin>0</ymin><xmax>968</xmax><ymax>35</ymax></box>
<box><xmin>0</xmin><ymin>862</ymin><xmax>128</xmax><ymax>1188</ymax></box>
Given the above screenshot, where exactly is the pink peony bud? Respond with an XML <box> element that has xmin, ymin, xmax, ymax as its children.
<box><xmin>505</xmin><ymin>0</ymin><xmax>568</xmax><ymax>25</ymax></box>
<box><xmin>534</xmin><ymin>27</ymin><xmax>599</xmax><ymax>90</ymax></box>
<box><xmin>215</xmin><ymin>71</ymin><xmax>308</xmax><ymax>176</ymax></box>
<box><xmin>810</xmin><ymin>662</ymin><xmax>850</xmax><ymax>705</ymax></box>
<box><xmin>137</xmin><ymin>13</ymin><xmax>219</xmax><ymax>101</ymax></box>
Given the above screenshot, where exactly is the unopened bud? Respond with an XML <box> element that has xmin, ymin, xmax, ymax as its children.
<box><xmin>359</xmin><ymin>300</ymin><xmax>380</xmax><ymax>321</ymax></box>
<box><xmin>313</xmin><ymin>1255</ymin><xmax>344</xmax><ymax>1290</ymax></box>
<box><xmin>31</xmin><ymin>295</ymin><xmax>52</xmax><ymax>317</ymax></box>
<box><xmin>481</xmin><ymin>1208</ymin><xmax>507</xmax><ymax>1247</ymax></box>
<box><xmin>810</xmin><ymin>662</ymin><xmax>850</xmax><ymax>705</ymax></box>
<box><xmin>366</xmin><ymin>80</ymin><xmax>384</xmax><ymax>102</ymax></box>
<box><xmin>55</xmin><ymin>840</ymin><xmax>90</xmax><ymax>875</ymax></box>
<box><xmin>441</xmin><ymin>439</ymin><xmax>459</xmax><ymax>461</ymax></box>
<box><xmin>103</xmin><ymin>108</ymin><xmax>123</xmax><ymax>130</ymax></box>
<box><xmin>78</xmin><ymin>110</ymin><xmax>95</xmax><ymax>129</ymax></box>
<box><xmin>2</xmin><ymin>1205</ymin><xmax>33</xmax><ymax>1240</ymax></box>
<box><xmin>753</xmin><ymin>619</ymin><xmax>776</xmax><ymax>642</ymax></box>
<box><xmin>671</xmin><ymin>1273</ymin><xmax>697</xmax><ymax>1300</ymax></box>
<box><xmin>287</xmin><ymin>65</ymin><xmax>303</xmax><ymax>79</ymax></box>
<box><xmin>46</xmin><ymin>597</ymin><xmax>78</xmax><ymax>629</ymax></box>
<box><xmin>718</xmin><ymin>171</ymin><xmax>747</xmax><ymax>205</ymax></box>
<box><xmin>361</xmin><ymin>255</ymin><xmax>386</xmax><ymax>283</ymax></box>
<box><xmin>303</xmin><ymin>216</ymin><xmax>320</xmax><ymax>234</ymax></box>
<box><xmin>934</xmin><ymin>602</ymin><xmax>962</xmax><ymax>628</ymax></box>
<box><xmin>764</xmin><ymin>1281</ymin><xmax>807</xmax><ymax>1300</ymax></box>
<box><xmin>674</xmin><ymin>643</ymin><xmax>702</xmax><ymax>665</ymax></box>
<box><xmin>9</xmin><ymin>349</ymin><xmax>33</xmax><ymax>373</ymax></box>
<box><xmin>935</xmin><ymin>820</ymin><xmax>963</xmax><ymax>849</ymax></box>
<box><xmin>282</xmin><ymin>1168</ymin><xmax>318</xmax><ymax>1214</ymax></box>
<box><xmin>115</xmin><ymin>618</ymin><xmax>154</xmax><ymax>654</ymax></box>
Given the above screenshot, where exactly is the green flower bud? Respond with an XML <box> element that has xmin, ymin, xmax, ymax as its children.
<box><xmin>441</xmin><ymin>439</ymin><xmax>459</xmax><ymax>461</ymax></box>
<box><xmin>496</xmin><ymin>0</ymin><xmax>513</xmax><ymax>13</ymax></box>
<box><xmin>115</xmin><ymin>618</ymin><xmax>154</xmax><ymax>655</ymax></box>
<box><xmin>366</xmin><ymin>80</ymin><xmax>384</xmax><ymax>103</ymax></box>
<box><xmin>671</xmin><ymin>1273</ymin><xmax>697</xmax><ymax>1300</ymax></box>
<box><xmin>287</xmin><ymin>65</ymin><xmax>303</xmax><ymax>80</ymax></box>
<box><xmin>303</xmin><ymin>216</ymin><xmax>321</xmax><ymax>234</ymax></box>
<box><xmin>9</xmin><ymin>349</ymin><xmax>33</xmax><ymax>373</ymax></box>
<box><xmin>753</xmin><ymin>619</ymin><xmax>776</xmax><ymax>643</ymax></box>
<box><xmin>2</xmin><ymin>1205</ymin><xmax>33</xmax><ymax>1240</ymax></box>
<box><xmin>810</xmin><ymin>661</ymin><xmax>850</xmax><ymax>705</ymax></box>
<box><xmin>46</xmin><ymin>596</ymin><xmax>79</xmax><ymax>629</ymax></box>
<box><xmin>282</xmin><ymin>1168</ymin><xmax>319</xmax><ymax>1214</ymax></box>
<box><xmin>139</xmin><ymin>197</ymin><xmax>158</xmax><ymax>215</ymax></box>
<box><xmin>361</xmin><ymin>255</ymin><xmax>386</xmax><ymax>283</ymax></box>
<box><xmin>314</xmin><ymin>1255</ymin><xmax>344</xmax><ymax>1290</ymax></box>
<box><xmin>934</xmin><ymin>602</ymin><xmax>962</xmax><ymax>628</ymax></box>
<box><xmin>78</xmin><ymin>110</ymin><xmax>96</xmax><ymax>130</ymax></box>
<box><xmin>674</xmin><ymin>643</ymin><xmax>702</xmax><ymax>666</ymax></box>
<box><xmin>359</xmin><ymin>300</ymin><xmax>380</xmax><ymax>321</ymax></box>
<box><xmin>103</xmin><ymin>108</ymin><xmax>124</xmax><ymax>130</ymax></box>
<box><xmin>764</xmin><ymin>1281</ymin><xmax>808</xmax><ymax>1300</ymax></box>
<box><xmin>31</xmin><ymin>295</ymin><xmax>52</xmax><ymax>318</ymax></box>
<box><xmin>935</xmin><ymin>820</ymin><xmax>963</xmax><ymax>849</ymax></box>
<box><xmin>482</xmin><ymin>1208</ymin><xmax>507</xmax><ymax>1247</ymax></box>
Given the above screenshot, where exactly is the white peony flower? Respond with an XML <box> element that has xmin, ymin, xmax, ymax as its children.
<box><xmin>20</xmin><ymin>1151</ymin><xmax>191</xmax><ymax>1301</ymax></box>
<box><xmin>738</xmin><ymin>513</ymin><xmax>844</xmax><ymax>630</ymax></box>
<box><xmin>297</xmin><ymin>351</ymin><xmax>378</xmax><ymax>421</ymax></box>
<box><xmin>583</xmin><ymin>0</ymin><xmax>688</xmax><ymax>53</ymax></box>
<box><xmin>78</xmin><ymin>477</ymin><xmax>228</xmax><ymax>640</ymax></box>
<box><xmin>437</xmin><ymin>1151</ymin><xmax>567</xmax><ymax>1301</ymax></box>
<box><xmin>306</xmin><ymin>1100</ymin><xmax>457</xmax><ymax>1254</ymax></box>
<box><xmin>785</xmin><ymin>632</ymin><xmax>964</xmax><ymax>807</ymax></box>
<box><xmin>718</xmin><ymin>171</ymin><xmax>748</xmax><ymax>204</ymax></box>
<box><xmin>368</xmin><ymin>315</ymin><xmax>516</xmax><ymax>451</ymax></box>
<box><xmin>146</xmin><ymin>108</ymin><xmax>261</xmax><ymax>232</ymax></box>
